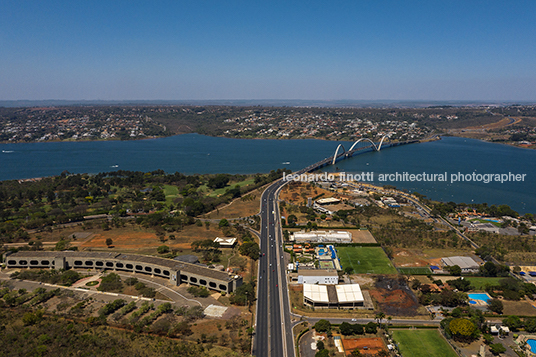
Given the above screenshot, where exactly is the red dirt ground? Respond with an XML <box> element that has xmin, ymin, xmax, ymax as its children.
<box><xmin>341</xmin><ymin>337</ymin><xmax>386</xmax><ymax>356</ymax></box>
<box><xmin>369</xmin><ymin>288</ymin><xmax>419</xmax><ymax>316</ymax></box>
<box><xmin>80</xmin><ymin>231</ymin><xmax>159</xmax><ymax>249</ymax></box>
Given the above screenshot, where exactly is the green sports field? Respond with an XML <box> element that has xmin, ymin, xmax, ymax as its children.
<box><xmin>337</xmin><ymin>246</ymin><xmax>397</xmax><ymax>274</ymax></box>
<box><xmin>392</xmin><ymin>330</ymin><xmax>457</xmax><ymax>357</ymax></box>
<box><xmin>463</xmin><ymin>277</ymin><xmax>503</xmax><ymax>290</ymax></box>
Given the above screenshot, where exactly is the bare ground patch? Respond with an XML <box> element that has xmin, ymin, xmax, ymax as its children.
<box><xmin>370</xmin><ymin>276</ymin><xmax>421</xmax><ymax>316</ymax></box>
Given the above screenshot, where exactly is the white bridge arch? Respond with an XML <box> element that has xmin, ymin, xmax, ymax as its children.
<box><xmin>332</xmin><ymin>135</ymin><xmax>390</xmax><ymax>165</ymax></box>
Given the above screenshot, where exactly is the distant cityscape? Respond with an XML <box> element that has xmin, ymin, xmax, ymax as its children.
<box><xmin>2</xmin><ymin>104</ymin><xmax>536</xmax><ymax>149</ymax></box>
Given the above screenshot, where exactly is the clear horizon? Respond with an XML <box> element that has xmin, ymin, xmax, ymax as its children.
<box><xmin>1</xmin><ymin>1</ymin><xmax>535</xmax><ymax>101</ymax></box>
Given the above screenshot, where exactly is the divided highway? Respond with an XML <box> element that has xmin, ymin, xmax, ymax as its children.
<box><xmin>253</xmin><ymin>180</ymin><xmax>294</xmax><ymax>357</ymax></box>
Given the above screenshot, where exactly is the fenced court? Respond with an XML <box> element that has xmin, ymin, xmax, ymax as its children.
<box><xmin>319</xmin><ymin>260</ymin><xmax>335</xmax><ymax>269</ymax></box>
<box><xmin>337</xmin><ymin>246</ymin><xmax>397</xmax><ymax>274</ymax></box>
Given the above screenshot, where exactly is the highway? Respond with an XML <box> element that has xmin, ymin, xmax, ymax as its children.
<box><xmin>254</xmin><ymin>180</ymin><xmax>294</xmax><ymax>357</ymax></box>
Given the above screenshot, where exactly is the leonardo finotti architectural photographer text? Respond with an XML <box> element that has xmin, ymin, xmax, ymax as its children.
<box><xmin>283</xmin><ymin>171</ymin><xmax>527</xmax><ymax>184</ymax></box>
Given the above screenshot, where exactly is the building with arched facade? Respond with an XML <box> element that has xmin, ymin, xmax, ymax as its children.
<box><xmin>4</xmin><ymin>251</ymin><xmax>242</xmax><ymax>293</ymax></box>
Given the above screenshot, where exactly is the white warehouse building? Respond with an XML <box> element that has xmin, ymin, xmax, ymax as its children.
<box><xmin>297</xmin><ymin>268</ymin><xmax>339</xmax><ymax>285</ymax></box>
<box><xmin>440</xmin><ymin>256</ymin><xmax>480</xmax><ymax>273</ymax></box>
<box><xmin>291</xmin><ymin>230</ymin><xmax>352</xmax><ymax>243</ymax></box>
<box><xmin>303</xmin><ymin>283</ymin><xmax>364</xmax><ymax>309</ymax></box>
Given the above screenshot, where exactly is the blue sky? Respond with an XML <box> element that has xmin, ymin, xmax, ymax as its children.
<box><xmin>1</xmin><ymin>0</ymin><xmax>535</xmax><ymax>101</ymax></box>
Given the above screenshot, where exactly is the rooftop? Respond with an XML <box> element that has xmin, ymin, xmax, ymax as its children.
<box><xmin>298</xmin><ymin>268</ymin><xmax>339</xmax><ymax>277</ymax></box>
<box><xmin>303</xmin><ymin>283</ymin><xmax>364</xmax><ymax>304</ymax></box>
<box><xmin>441</xmin><ymin>256</ymin><xmax>479</xmax><ymax>269</ymax></box>
<box><xmin>7</xmin><ymin>251</ymin><xmax>237</xmax><ymax>282</ymax></box>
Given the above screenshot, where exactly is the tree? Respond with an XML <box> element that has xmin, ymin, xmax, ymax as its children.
<box><xmin>339</xmin><ymin>322</ymin><xmax>353</xmax><ymax>335</ymax></box>
<box><xmin>314</xmin><ymin>319</ymin><xmax>331</xmax><ymax>333</ymax></box>
<box><xmin>480</xmin><ymin>261</ymin><xmax>498</xmax><ymax>277</ymax></box>
<box><xmin>97</xmin><ymin>273</ymin><xmax>123</xmax><ymax>293</ymax></box>
<box><xmin>208</xmin><ymin>174</ymin><xmax>229</xmax><ymax>189</ymax></box>
<box><xmin>316</xmin><ymin>341</ymin><xmax>325</xmax><ymax>350</ymax></box>
<box><xmin>365</xmin><ymin>322</ymin><xmax>377</xmax><ymax>334</ymax></box>
<box><xmin>125</xmin><ymin>277</ymin><xmax>139</xmax><ymax>286</ymax></box>
<box><xmin>525</xmin><ymin>317</ymin><xmax>536</xmax><ymax>333</ymax></box>
<box><xmin>448</xmin><ymin>318</ymin><xmax>477</xmax><ymax>342</ymax></box>
<box><xmin>488</xmin><ymin>299</ymin><xmax>504</xmax><ymax>314</ymax></box>
<box><xmin>287</xmin><ymin>214</ymin><xmax>298</xmax><ymax>227</ymax></box>
<box><xmin>502</xmin><ymin>315</ymin><xmax>522</xmax><ymax>331</ymax></box>
<box><xmin>447</xmin><ymin>277</ymin><xmax>471</xmax><ymax>292</ymax></box>
<box><xmin>105</xmin><ymin>238</ymin><xmax>113</xmax><ymax>248</ymax></box>
<box><xmin>352</xmin><ymin>324</ymin><xmax>364</xmax><ymax>335</ymax></box>
<box><xmin>219</xmin><ymin>218</ymin><xmax>229</xmax><ymax>227</ymax></box>
<box><xmin>350</xmin><ymin>349</ymin><xmax>362</xmax><ymax>357</ymax></box>
<box><xmin>157</xmin><ymin>245</ymin><xmax>170</xmax><ymax>254</ymax></box>
<box><xmin>55</xmin><ymin>239</ymin><xmax>70</xmax><ymax>251</ymax></box>
<box><xmin>315</xmin><ymin>350</ymin><xmax>329</xmax><ymax>357</ymax></box>
<box><xmin>448</xmin><ymin>265</ymin><xmax>462</xmax><ymax>276</ymax></box>
<box><xmin>489</xmin><ymin>343</ymin><xmax>506</xmax><ymax>355</ymax></box>
<box><xmin>239</xmin><ymin>241</ymin><xmax>260</xmax><ymax>260</ymax></box>
<box><xmin>22</xmin><ymin>310</ymin><xmax>44</xmax><ymax>325</ymax></box>
<box><xmin>375</xmin><ymin>312</ymin><xmax>385</xmax><ymax>326</ymax></box>
<box><xmin>483</xmin><ymin>333</ymin><xmax>494</xmax><ymax>344</ymax></box>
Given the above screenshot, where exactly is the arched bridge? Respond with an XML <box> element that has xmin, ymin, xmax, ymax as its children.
<box><xmin>332</xmin><ymin>135</ymin><xmax>391</xmax><ymax>165</ymax></box>
<box><xmin>288</xmin><ymin>136</ymin><xmax>425</xmax><ymax>178</ymax></box>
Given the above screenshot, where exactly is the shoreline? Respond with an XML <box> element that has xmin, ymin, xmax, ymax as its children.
<box><xmin>2</xmin><ymin>131</ymin><xmax>532</xmax><ymax>150</ymax></box>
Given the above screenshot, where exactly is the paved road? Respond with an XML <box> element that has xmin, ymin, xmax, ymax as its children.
<box><xmin>254</xmin><ymin>180</ymin><xmax>294</xmax><ymax>357</ymax></box>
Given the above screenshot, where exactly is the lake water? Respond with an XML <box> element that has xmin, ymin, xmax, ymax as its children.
<box><xmin>1</xmin><ymin>134</ymin><xmax>535</xmax><ymax>214</ymax></box>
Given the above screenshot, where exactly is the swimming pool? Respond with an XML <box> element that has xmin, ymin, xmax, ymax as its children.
<box><xmin>527</xmin><ymin>339</ymin><xmax>536</xmax><ymax>352</ymax></box>
<box><xmin>468</xmin><ymin>293</ymin><xmax>491</xmax><ymax>303</ymax></box>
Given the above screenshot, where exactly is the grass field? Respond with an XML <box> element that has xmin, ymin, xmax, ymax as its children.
<box><xmin>163</xmin><ymin>185</ymin><xmax>180</xmax><ymax>204</ymax></box>
<box><xmin>463</xmin><ymin>277</ymin><xmax>504</xmax><ymax>290</ymax></box>
<box><xmin>208</xmin><ymin>178</ymin><xmax>256</xmax><ymax>197</ymax></box>
<box><xmin>398</xmin><ymin>267</ymin><xmax>431</xmax><ymax>275</ymax></box>
<box><xmin>392</xmin><ymin>330</ymin><xmax>457</xmax><ymax>357</ymax></box>
<box><xmin>435</xmin><ymin>276</ymin><xmax>504</xmax><ymax>290</ymax></box>
<box><xmin>337</xmin><ymin>246</ymin><xmax>397</xmax><ymax>275</ymax></box>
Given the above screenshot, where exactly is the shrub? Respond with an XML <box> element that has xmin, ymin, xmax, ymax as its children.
<box><xmin>157</xmin><ymin>245</ymin><xmax>170</xmax><ymax>254</ymax></box>
<box><xmin>187</xmin><ymin>286</ymin><xmax>210</xmax><ymax>298</ymax></box>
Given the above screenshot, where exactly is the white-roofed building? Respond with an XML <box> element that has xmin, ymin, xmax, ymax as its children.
<box><xmin>316</xmin><ymin>197</ymin><xmax>341</xmax><ymax>205</ymax></box>
<box><xmin>291</xmin><ymin>230</ymin><xmax>352</xmax><ymax>243</ymax></box>
<box><xmin>440</xmin><ymin>256</ymin><xmax>479</xmax><ymax>273</ymax></box>
<box><xmin>214</xmin><ymin>237</ymin><xmax>237</xmax><ymax>248</ymax></box>
<box><xmin>298</xmin><ymin>269</ymin><xmax>339</xmax><ymax>285</ymax></box>
<box><xmin>336</xmin><ymin>284</ymin><xmax>364</xmax><ymax>306</ymax></box>
<box><xmin>303</xmin><ymin>283</ymin><xmax>364</xmax><ymax>309</ymax></box>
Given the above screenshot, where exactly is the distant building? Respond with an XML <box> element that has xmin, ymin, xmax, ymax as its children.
<box><xmin>440</xmin><ymin>256</ymin><xmax>479</xmax><ymax>273</ymax></box>
<box><xmin>303</xmin><ymin>283</ymin><xmax>364</xmax><ymax>309</ymax></box>
<box><xmin>316</xmin><ymin>197</ymin><xmax>341</xmax><ymax>205</ymax></box>
<box><xmin>291</xmin><ymin>230</ymin><xmax>352</xmax><ymax>243</ymax></box>
<box><xmin>214</xmin><ymin>237</ymin><xmax>237</xmax><ymax>248</ymax></box>
<box><xmin>297</xmin><ymin>268</ymin><xmax>339</xmax><ymax>285</ymax></box>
